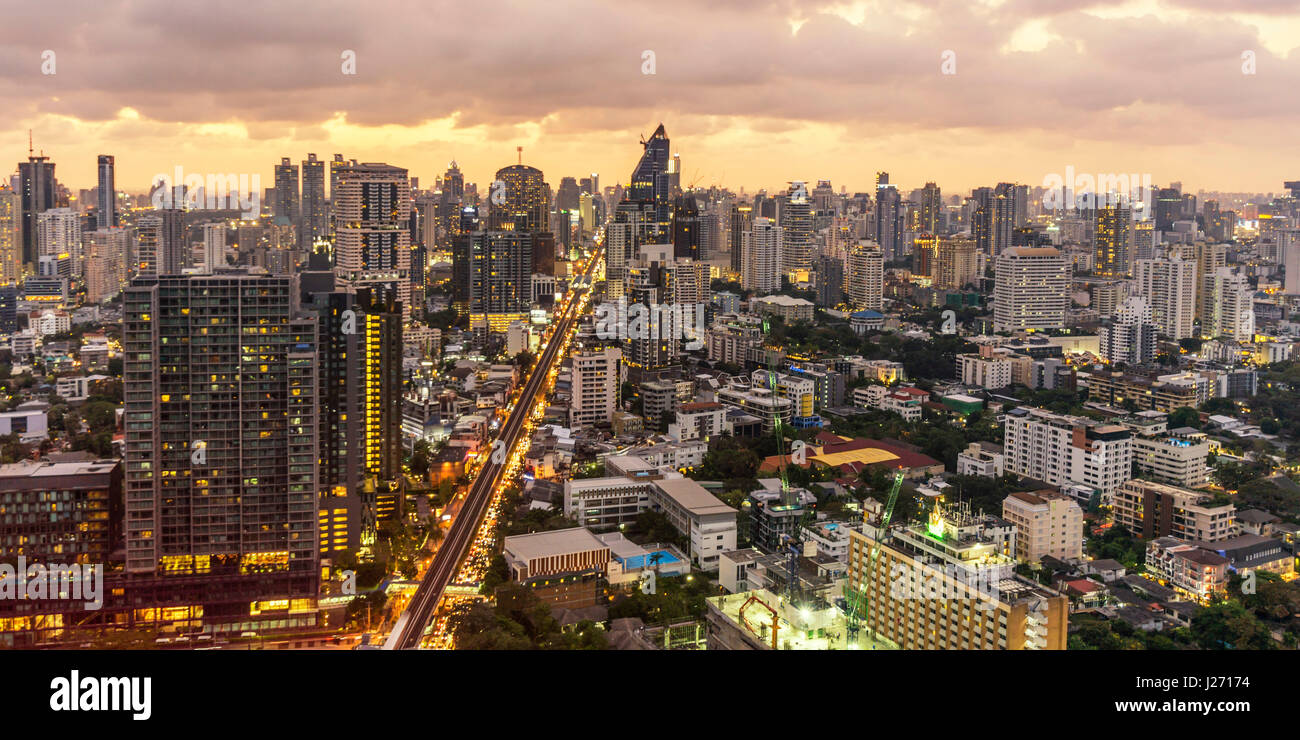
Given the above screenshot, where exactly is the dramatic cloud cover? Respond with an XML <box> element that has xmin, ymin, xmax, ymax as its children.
<box><xmin>3</xmin><ymin>0</ymin><xmax>1299</xmax><ymax>195</ymax></box>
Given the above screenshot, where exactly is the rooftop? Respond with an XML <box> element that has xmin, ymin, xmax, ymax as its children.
<box><xmin>503</xmin><ymin>527</ymin><xmax>609</xmax><ymax>562</ymax></box>
<box><xmin>654</xmin><ymin>478</ymin><xmax>736</xmax><ymax>517</ymax></box>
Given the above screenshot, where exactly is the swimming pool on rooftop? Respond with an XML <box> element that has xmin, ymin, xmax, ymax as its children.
<box><xmin>619</xmin><ymin>550</ymin><xmax>681</xmax><ymax>569</ymax></box>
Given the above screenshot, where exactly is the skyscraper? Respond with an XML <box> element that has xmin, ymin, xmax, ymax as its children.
<box><xmin>488</xmin><ymin>164</ymin><xmax>547</xmax><ymax>233</ymax></box>
<box><xmin>274</xmin><ymin>157</ymin><xmax>300</xmax><ymax>229</ymax></box>
<box><xmin>873</xmin><ymin>183</ymin><xmax>902</xmax><ymax>261</ymax></box>
<box><xmin>301</xmin><ymin>153</ymin><xmax>327</xmax><ymax>251</ymax></box>
<box><xmin>934</xmin><ymin>236</ymin><xmax>978</xmax><ymax>290</ymax></box>
<box><xmin>570</xmin><ymin>348</ymin><xmax>622</xmax><ymax>430</ymax></box>
<box><xmin>312</xmin><ymin>286</ymin><xmax>404</xmax><ymax>551</ymax></box>
<box><xmin>1094</xmin><ymin>201</ymin><xmax>1132</xmax><ymax>278</ymax></box>
<box><xmin>729</xmin><ymin>202</ymin><xmax>753</xmax><ymax>274</ymax></box>
<box><xmin>606</xmin><ymin>201</ymin><xmax>655</xmax><ymax>301</ymax></box>
<box><xmin>918</xmin><ymin>182</ymin><xmax>942</xmax><ymax>235</ymax></box>
<box><xmin>1195</xmin><ymin>242</ymin><xmax>1227</xmax><ymax>326</ymax></box>
<box><xmin>813</xmin><ymin>254</ymin><xmax>844</xmax><ymax>308</ymax></box>
<box><xmin>742</xmin><ymin>217</ymin><xmax>782</xmax><ymax>295</ymax></box>
<box><xmin>19</xmin><ymin>152</ymin><xmax>56</xmax><ymax>274</ymax></box>
<box><xmin>96</xmin><ymin>154</ymin><xmax>116</xmax><ymax>229</ymax></box>
<box><xmin>628</xmin><ymin>124</ymin><xmax>672</xmax><ymax>239</ymax></box>
<box><xmin>85</xmin><ymin>228</ymin><xmax>128</xmax><ymax>303</ymax></box>
<box><xmin>993</xmin><ymin>247</ymin><xmax>1070</xmax><ymax>332</ymax></box>
<box><xmin>845</xmin><ymin>242</ymin><xmax>884</xmax><ymax>311</ymax></box>
<box><xmin>332</xmin><ymin>162</ymin><xmax>412</xmax><ymax>316</ymax></box>
<box><xmin>0</xmin><ymin>187</ymin><xmax>21</xmax><ymax>285</ymax></box>
<box><xmin>35</xmin><ymin>207</ymin><xmax>82</xmax><ymax>275</ymax></box>
<box><xmin>972</xmin><ymin>183</ymin><xmax>1018</xmax><ymax>257</ymax></box>
<box><xmin>135</xmin><ymin>209</ymin><xmax>187</xmax><ymax>277</ymax></box>
<box><xmin>1133</xmin><ymin>255</ymin><xmax>1197</xmax><ymax>340</ymax></box>
<box><xmin>781</xmin><ymin>185</ymin><xmax>813</xmax><ymax>276</ymax></box>
<box><xmin>672</xmin><ymin>195</ymin><xmax>700</xmax><ymax>260</ymax></box>
<box><xmin>1155</xmin><ymin>188</ymin><xmax>1181</xmax><ymax>232</ymax></box>
<box><xmin>467</xmin><ymin>231</ymin><xmax>534</xmax><ymax>333</ymax></box>
<box><xmin>202</xmin><ymin>222</ymin><xmax>227</xmax><ymax>272</ymax></box>
<box><xmin>1101</xmin><ymin>296</ymin><xmax>1157</xmax><ymax>366</ymax></box>
<box><xmin>1201</xmin><ymin>267</ymin><xmax>1254</xmax><ymax>340</ymax></box>
<box><xmin>122</xmin><ymin>270</ymin><xmax>319</xmax><ymax>630</ymax></box>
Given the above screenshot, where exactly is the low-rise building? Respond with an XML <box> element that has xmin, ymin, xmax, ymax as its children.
<box><xmin>1113</xmin><ymin>479</ymin><xmax>1235</xmax><ymax>542</ymax></box>
<box><xmin>1145</xmin><ymin>537</ymin><xmax>1229</xmax><ymax>601</ymax></box>
<box><xmin>1002</xmin><ymin>490</ymin><xmax>1084</xmax><ymax>562</ymax></box>
<box><xmin>751</xmin><ymin>295</ymin><xmax>815</xmax><ymax>323</ymax></box>
<box><xmin>669</xmin><ymin>401</ymin><xmax>727</xmax><ymax>443</ymax></box>
<box><xmin>957</xmin><ymin>441</ymin><xmax>1005</xmax><ymax>478</ymax></box>
<box><xmin>503</xmin><ymin>527</ymin><xmax>612</xmax><ymax>608</ymax></box>
<box><xmin>957</xmin><ymin>345</ymin><xmax>1014</xmax><ymax>389</ymax></box>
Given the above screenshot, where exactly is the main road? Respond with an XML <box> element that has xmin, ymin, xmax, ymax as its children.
<box><xmin>388</xmin><ymin>247</ymin><xmax>601</xmax><ymax>649</ymax></box>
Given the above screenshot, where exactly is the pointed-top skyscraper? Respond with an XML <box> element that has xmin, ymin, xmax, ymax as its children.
<box><xmin>629</xmin><ymin>123</ymin><xmax>671</xmax><ymax>239</ymax></box>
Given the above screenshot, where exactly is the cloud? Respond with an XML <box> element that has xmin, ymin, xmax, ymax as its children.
<box><xmin>2</xmin><ymin>0</ymin><xmax>1297</xmax><ymax>193</ymax></box>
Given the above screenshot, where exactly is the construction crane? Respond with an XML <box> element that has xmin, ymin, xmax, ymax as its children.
<box><xmin>758</xmin><ymin>319</ymin><xmax>813</xmax><ymax>603</ymax></box>
<box><xmin>843</xmin><ymin>468</ymin><xmax>905</xmax><ymax>643</ymax></box>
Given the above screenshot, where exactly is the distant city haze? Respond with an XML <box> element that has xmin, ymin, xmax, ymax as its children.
<box><xmin>5</xmin><ymin>0</ymin><xmax>1300</xmax><ymax>194</ymax></box>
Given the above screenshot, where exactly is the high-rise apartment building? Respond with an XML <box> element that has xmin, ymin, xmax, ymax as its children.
<box><xmin>993</xmin><ymin>247</ymin><xmax>1070</xmax><ymax>332</ymax></box>
<box><xmin>273</xmin><ymin>157</ymin><xmax>300</xmax><ymax>229</ymax></box>
<box><xmin>35</xmin><ymin>207</ymin><xmax>82</xmax><ymax>272</ymax></box>
<box><xmin>1133</xmin><ymin>255</ymin><xmax>1197</xmax><ymax>340</ymax></box>
<box><xmin>466</xmin><ymin>231</ymin><xmax>534</xmax><ymax>333</ymax></box>
<box><xmin>135</xmin><ymin>209</ymin><xmax>187</xmax><ymax>277</ymax></box>
<box><xmin>1201</xmin><ymin>267</ymin><xmax>1254</xmax><ymax>340</ymax></box>
<box><xmin>873</xmin><ymin>183</ymin><xmax>902</xmax><ymax>261</ymax></box>
<box><xmin>301</xmin><ymin>153</ymin><xmax>327</xmax><ymax>251</ymax></box>
<box><xmin>781</xmin><ymin>186</ymin><xmax>813</xmax><ymax>276</ymax></box>
<box><xmin>973</xmin><ymin>183</ymin><xmax>1017</xmax><ymax>257</ymax></box>
<box><xmin>845</xmin><ymin>242</ymin><xmax>884</xmax><ymax>311</ymax></box>
<box><xmin>85</xmin><ymin>228</ymin><xmax>128</xmax><ymax>303</ymax></box>
<box><xmin>1195</xmin><ymin>242</ymin><xmax>1226</xmax><ymax>321</ymax></box>
<box><xmin>1100</xmin><ymin>296</ymin><xmax>1157</xmax><ymax>366</ymax></box>
<box><xmin>728</xmin><ymin>202</ymin><xmax>752</xmax><ymax>274</ymax></box>
<box><xmin>201</xmin><ymin>222</ymin><xmax>226</xmax><ymax>272</ymax></box>
<box><xmin>122</xmin><ymin>270</ymin><xmax>319</xmax><ymax>631</ymax></box>
<box><xmin>742</xmin><ymin>217</ymin><xmax>782</xmax><ymax>295</ymax></box>
<box><xmin>570</xmin><ymin>348</ymin><xmax>622</xmax><ymax>429</ymax></box>
<box><xmin>332</xmin><ymin>162</ymin><xmax>412</xmax><ymax>317</ymax></box>
<box><xmin>1003</xmin><ymin>407</ymin><xmax>1132</xmax><ymax>500</ymax></box>
<box><xmin>606</xmin><ymin>201</ymin><xmax>656</xmax><ymax>301</ymax></box>
<box><xmin>0</xmin><ymin>186</ymin><xmax>20</xmax><ymax>286</ymax></box>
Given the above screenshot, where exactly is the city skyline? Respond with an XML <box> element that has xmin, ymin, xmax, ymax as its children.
<box><xmin>5</xmin><ymin>0</ymin><xmax>1300</xmax><ymax>195</ymax></box>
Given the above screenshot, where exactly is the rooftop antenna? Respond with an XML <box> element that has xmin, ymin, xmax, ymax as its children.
<box><xmin>28</xmin><ymin>130</ymin><xmax>33</xmax><ymax>157</ymax></box>
<box><xmin>517</xmin><ymin>146</ymin><xmax>523</xmax><ymax>166</ymax></box>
